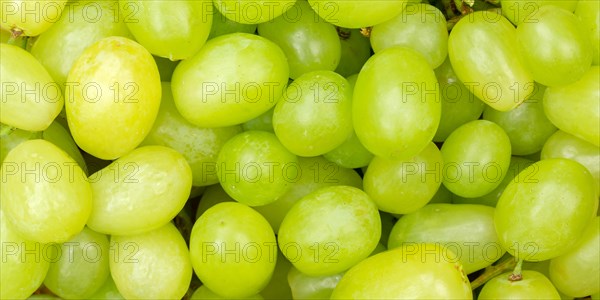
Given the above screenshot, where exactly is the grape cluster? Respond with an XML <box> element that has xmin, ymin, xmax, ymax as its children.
<box><xmin>1</xmin><ymin>0</ymin><xmax>598</xmax><ymax>299</ymax></box>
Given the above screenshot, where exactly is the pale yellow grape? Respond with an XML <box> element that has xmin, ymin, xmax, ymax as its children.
<box><xmin>0</xmin><ymin>0</ymin><xmax>67</xmax><ymax>36</ymax></box>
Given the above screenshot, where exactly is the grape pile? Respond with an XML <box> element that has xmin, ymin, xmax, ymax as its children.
<box><xmin>0</xmin><ymin>0</ymin><xmax>598</xmax><ymax>298</ymax></box>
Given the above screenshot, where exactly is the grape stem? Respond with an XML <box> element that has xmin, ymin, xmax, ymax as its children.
<box><xmin>470</xmin><ymin>256</ymin><xmax>517</xmax><ymax>290</ymax></box>
<box><xmin>508</xmin><ymin>259</ymin><xmax>524</xmax><ymax>281</ymax></box>
<box><xmin>6</xmin><ymin>28</ymin><xmax>27</xmax><ymax>49</ymax></box>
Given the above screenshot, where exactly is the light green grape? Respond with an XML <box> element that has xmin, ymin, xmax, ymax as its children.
<box><xmin>1</xmin><ymin>139</ymin><xmax>91</xmax><ymax>243</ymax></box>
<box><xmin>479</xmin><ymin>270</ymin><xmax>561</xmax><ymax>299</ymax></box>
<box><xmin>110</xmin><ymin>222</ymin><xmax>192</xmax><ymax>299</ymax></box>
<box><xmin>273</xmin><ymin>71</ymin><xmax>353</xmax><ymax>156</ymax></box>
<box><xmin>216</xmin><ymin>131</ymin><xmax>298</xmax><ymax>206</ymax></box>
<box><xmin>433</xmin><ymin>57</ymin><xmax>484</xmax><ymax>142</ymax></box>
<box><xmin>495</xmin><ymin>158</ymin><xmax>598</xmax><ymax>261</ymax></box>
<box><xmin>29</xmin><ymin>0</ymin><xmax>133</xmax><ymax>88</ymax></box>
<box><xmin>208</xmin><ymin>4</ymin><xmax>257</xmax><ymax>39</ymax></box>
<box><xmin>541</xmin><ymin>130</ymin><xmax>600</xmax><ymax>196</ymax></box>
<box><xmin>258</xmin><ymin>1</ymin><xmax>340</xmax><ymax>79</ymax></box>
<box><xmin>242</xmin><ymin>106</ymin><xmax>275</xmax><ymax>133</ymax></box>
<box><xmin>308</xmin><ymin>0</ymin><xmax>407</xmax><ymax>28</ymax></box>
<box><xmin>253</xmin><ymin>156</ymin><xmax>362</xmax><ymax>233</ymax></box>
<box><xmin>452</xmin><ymin>156</ymin><xmax>534</xmax><ymax>207</ymax></box>
<box><xmin>543</xmin><ymin>66</ymin><xmax>599</xmax><ymax>147</ymax></box>
<box><xmin>195</xmin><ymin>184</ymin><xmax>235</xmax><ymax>219</ymax></box>
<box><xmin>86</xmin><ymin>145</ymin><xmax>192</xmax><ymax>236</ymax></box>
<box><xmin>0</xmin><ymin>209</ymin><xmax>50</xmax><ymax>299</ymax></box>
<box><xmin>363</xmin><ymin>142</ymin><xmax>443</xmax><ymax>214</ymax></box>
<box><xmin>191</xmin><ymin>286</ymin><xmax>263</xmax><ymax>299</ymax></box>
<box><xmin>120</xmin><ymin>0</ymin><xmax>212</xmax><ymax>60</ymax></box>
<box><xmin>549</xmin><ymin>216</ymin><xmax>599</xmax><ymax>297</ymax></box>
<box><xmin>516</xmin><ymin>5</ymin><xmax>592</xmax><ymax>87</ymax></box>
<box><xmin>171</xmin><ymin>33</ymin><xmax>289</xmax><ymax>128</ymax></box>
<box><xmin>260</xmin><ymin>250</ymin><xmax>293</xmax><ymax>299</ymax></box>
<box><xmin>0</xmin><ymin>124</ymin><xmax>40</xmax><ymax>163</ymax></box>
<box><xmin>323</xmin><ymin>130</ymin><xmax>374</xmax><ymax>169</ymax></box>
<box><xmin>502</xmin><ymin>0</ymin><xmax>577</xmax><ymax>25</ymax></box>
<box><xmin>371</xmin><ymin>3</ymin><xmax>447</xmax><ymax>68</ymax></box>
<box><xmin>87</xmin><ymin>275</ymin><xmax>125</xmax><ymax>300</ymax></box>
<box><xmin>65</xmin><ymin>36</ymin><xmax>161</xmax><ymax>160</ymax></box>
<box><xmin>190</xmin><ymin>202</ymin><xmax>277</xmax><ymax>298</ymax></box>
<box><xmin>142</xmin><ymin>82</ymin><xmax>242</xmax><ymax>186</ymax></box>
<box><xmin>334</xmin><ymin>28</ymin><xmax>371</xmax><ymax>77</ymax></box>
<box><xmin>448</xmin><ymin>11</ymin><xmax>534</xmax><ymax>111</ymax></box>
<box><xmin>575</xmin><ymin>0</ymin><xmax>599</xmax><ymax>65</ymax></box>
<box><xmin>287</xmin><ymin>266</ymin><xmax>343</xmax><ymax>299</ymax></box>
<box><xmin>483</xmin><ymin>84</ymin><xmax>557</xmax><ymax>155</ymax></box>
<box><xmin>278</xmin><ymin>186</ymin><xmax>381</xmax><ymax>276</ymax></box>
<box><xmin>388</xmin><ymin>204</ymin><xmax>505</xmax><ymax>274</ymax></box>
<box><xmin>440</xmin><ymin>120</ymin><xmax>511</xmax><ymax>198</ymax></box>
<box><xmin>0</xmin><ymin>0</ymin><xmax>67</xmax><ymax>36</ymax></box>
<box><xmin>213</xmin><ymin>0</ymin><xmax>296</xmax><ymax>24</ymax></box>
<box><xmin>353</xmin><ymin>46</ymin><xmax>440</xmax><ymax>160</ymax></box>
<box><xmin>44</xmin><ymin>227</ymin><xmax>109</xmax><ymax>299</ymax></box>
<box><xmin>330</xmin><ymin>244</ymin><xmax>472</xmax><ymax>299</ymax></box>
<box><xmin>1</xmin><ymin>43</ymin><xmax>63</xmax><ymax>131</ymax></box>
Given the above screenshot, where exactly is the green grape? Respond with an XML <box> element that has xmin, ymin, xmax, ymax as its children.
<box><xmin>195</xmin><ymin>184</ymin><xmax>235</xmax><ymax>220</ymax></box>
<box><xmin>0</xmin><ymin>123</ymin><xmax>40</xmax><ymax>163</ymax></box>
<box><xmin>495</xmin><ymin>158</ymin><xmax>598</xmax><ymax>261</ymax></box>
<box><xmin>479</xmin><ymin>270</ymin><xmax>561</xmax><ymax>299</ymax></box>
<box><xmin>208</xmin><ymin>4</ymin><xmax>257</xmax><ymax>39</ymax></box>
<box><xmin>278</xmin><ymin>185</ymin><xmax>381</xmax><ymax>276</ymax></box>
<box><xmin>323</xmin><ymin>130</ymin><xmax>374</xmax><ymax>169</ymax></box>
<box><xmin>87</xmin><ymin>145</ymin><xmax>192</xmax><ymax>236</ymax></box>
<box><xmin>242</xmin><ymin>106</ymin><xmax>275</xmax><ymax>133</ymax></box>
<box><xmin>88</xmin><ymin>275</ymin><xmax>125</xmax><ymax>300</ymax></box>
<box><xmin>110</xmin><ymin>222</ymin><xmax>192</xmax><ymax>299</ymax></box>
<box><xmin>543</xmin><ymin>66</ymin><xmax>599</xmax><ymax>147</ymax></box>
<box><xmin>388</xmin><ymin>204</ymin><xmax>505</xmax><ymax>274</ymax></box>
<box><xmin>353</xmin><ymin>46</ymin><xmax>440</xmax><ymax>160</ymax></box>
<box><xmin>29</xmin><ymin>0</ymin><xmax>133</xmax><ymax>88</ymax></box>
<box><xmin>0</xmin><ymin>209</ymin><xmax>50</xmax><ymax>299</ymax></box>
<box><xmin>258</xmin><ymin>1</ymin><xmax>340</xmax><ymax>79</ymax></box>
<box><xmin>213</xmin><ymin>0</ymin><xmax>296</xmax><ymax>24</ymax></box>
<box><xmin>191</xmin><ymin>286</ymin><xmax>263</xmax><ymax>299</ymax></box>
<box><xmin>428</xmin><ymin>184</ymin><xmax>453</xmax><ymax>204</ymax></box>
<box><xmin>260</xmin><ymin>250</ymin><xmax>293</xmax><ymax>300</ymax></box>
<box><xmin>334</xmin><ymin>28</ymin><xmax>371</xmax><ymax>77</ymax></box>
<box><xmin>216</xmin><ymin>131</ymin><xmax>298</xmax><ymax>206</ymax></box>
<box><xmin>1</xmin><ymin>43</ymin><xmax>63</xmax><ymax>131</ymax></box>
<box><xmin>371</xmin><ymin>3</ymin><xmax>447</xmax><ymax>68</ymax></box>
<box><xmin>330</xmin><ymin>244</ymin><xmax>472</xmax><ymax>299</ymax></box>
<box><xmin>517</xmin><ymin>5</ymin><xmax>592</xmax><ymax>87</ymax></box>
<box><xmin>171</xmin><ymin>33</ymin><xmax>289</xmax><ymax>128</ymax></box>
<box><xmin>153</xmin><ymin>55</ymin><xmax>179</xmax><ymax>82</ymax></box>
<box><xmin>484</xmin><ymin>84</ymin><xmax>557</xmax><ymax>155</ymax></box>
<box><xmin>448</xmin><ymin>11</ymin><xmax>534</xmax><ymax>111</ymax></box>
<box><xmin>541</xmin><ymin>130</ymin><xmax>600</xmax><ymax>196</ymax></box>
<box><xmin>433</xmin><ymin>57</ymin><xmax>484</xmax><ymax>142</ymax></box>
<box><xmin>65</xmin><ymin>36</ymin><xmax>161</xmax><ymax>160</ymax></box>
<box><xmin>575</xmin><ymin>0</ymin><xmax>599</xmax><ymax>65</ymax></box>
<box><xmin>273</xmin><ymin>71</ymin><xmax>353</xmax><ymax>156</ymax></box>
<box><xmin>120</xmin><ymin>0</ymin><xmax>212</xmax><ymax>60</ymax></box>
<box><xmin>41</xmin><ymin>121</ymin><xmax>87</xmax><ymax>174</ymax></box>
<box><xmin>452</xmin><ymin>156</ymin><xmax>534</xmax><ymax>207</ymax></box>
<box><xmin>308</xmin><ymin>0</ymin><xmax>407</xmax><ymax>28</ymax></box>
<box><xmin>287</xmin><ymin>266</ymin><xmax>343</xmax><ymax>299</ymax></box>
<box><xmin>142</xmin><ymin>82</ymin><xmax>242</xmax><ymax>187</ymax></box>
<box><xmin>44</xmin><ymin>227</ymin><xmax>109</xmax><ymax>299</ymax></box>
<box><xmin>502</xmin><ymin>0</ymin><xmax>577</xmax><ymax>26</ymax></box>
<box><xmin>363</xmin><ymin>142</ymin><xmax>443</xmax><ymax>214</ymax></box>
<box><xmin>549</xmin><ymin>216</ymin><xmax>599</xmax><ymax>297</ymax></box>
<box><xmin>1</xmin><ymin>139</ymin><xmax>91</xmax><ymax>243</ymax></box>
<box><xmin>190</xmin><ymin>202</ymin><xmax>277</xmax><ymax>298</ymax></box>
<box><xmin>440</xmin><ymin>120</ymin><xmax>511</xmax><ymax>198</ymax></box>
<box><xmin>253</xmin><ymin>156</ymin><xmax>362</xmax><ymax>233</ymax></box>
<box><xmin>0</xmin><ymin>0</ymin><xmax>67</xmax><ymax>36</ymax></box>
